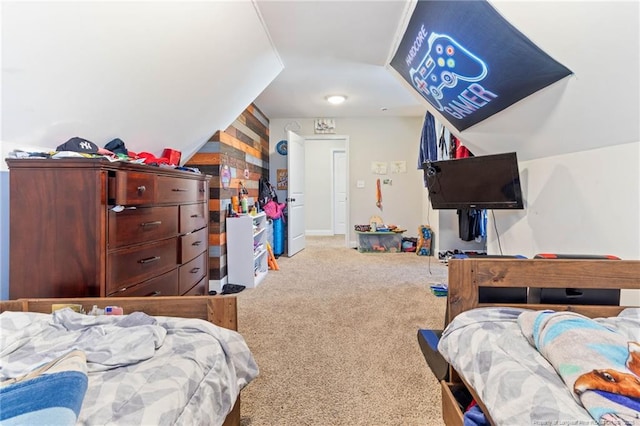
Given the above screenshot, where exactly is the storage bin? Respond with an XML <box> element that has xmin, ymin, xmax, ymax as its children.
<box><xmin>355</xmin><ymin>231</ymin><xmax>403</xmax><ymax>253</ymax></box>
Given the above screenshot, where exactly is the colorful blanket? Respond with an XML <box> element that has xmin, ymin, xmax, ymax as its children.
<box><xmin>518</xmin><ymin>310</ymin><xmax>640</xmax><ymax>425</ymax></box>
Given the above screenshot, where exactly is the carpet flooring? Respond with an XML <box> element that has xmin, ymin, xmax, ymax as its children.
<box><xmin>234</xmin><ymin>236</ymin><xmax>449</xmax><ymax>426</ymax></box>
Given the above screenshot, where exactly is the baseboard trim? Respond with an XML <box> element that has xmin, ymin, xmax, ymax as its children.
<box><xmin>305</xmin><ymin>230</ymin><xmax>334</xmax><ymax>236</ymax></box>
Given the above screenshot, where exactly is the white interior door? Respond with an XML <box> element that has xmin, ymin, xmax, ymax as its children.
<box><xmin>287</xmin><ymin>130</ymin><xmax>306</xmax><ymax>256</ymax></box>
<box><xmin>332</xmin><ymin>150</ymin><xmax>346</xmax><ymax>234</ymax></box>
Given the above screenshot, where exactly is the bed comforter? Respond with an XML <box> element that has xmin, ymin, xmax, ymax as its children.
<box><xmin>438</xmin><ymin>307</ymin><xmax>640</xmax><ymax>425</ymax></box>
<box><xmin>0</xmin><ymin>308</ymin><xmax>258</xmax><ymax>425</ymax></box>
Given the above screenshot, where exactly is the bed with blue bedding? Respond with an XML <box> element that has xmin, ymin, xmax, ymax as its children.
<box><xmin>437</xmin><ymin>258</ymin><xmax>640</xmax><ymax>426</ymax></box>
<box><xmin>0</xmin><ymin>296</ymin><xmax>257</xmax><ymax>426</ymax></box>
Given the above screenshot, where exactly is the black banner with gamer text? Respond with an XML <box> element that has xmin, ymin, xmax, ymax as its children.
<box><xmin>391</xmin><ymin>0</ymin><xmax>572</xmax><ymax>131</ymax></box>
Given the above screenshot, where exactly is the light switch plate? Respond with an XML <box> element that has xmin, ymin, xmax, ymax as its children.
<box><xmin>356</xmin><ymin>180</ymin><xmax>365</xmax><ymax>188</ymax></box>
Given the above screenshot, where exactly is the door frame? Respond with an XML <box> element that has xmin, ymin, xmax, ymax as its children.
<box><xmin>331</xmin><ymin>148</ymin><xmax>347</xmax><ymax>236</ymax></box>
<box><xmin>304</xmin><ymin>135</ymin><xmax>350</xmax><ymax>248</ymax></box>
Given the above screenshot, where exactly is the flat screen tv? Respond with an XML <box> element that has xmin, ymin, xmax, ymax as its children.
<box><xmin>423</xmin><ymin>152</ymin><xmax>524</xmax><ymax>210</ymax></box>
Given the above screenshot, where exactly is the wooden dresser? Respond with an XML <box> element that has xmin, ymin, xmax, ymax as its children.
<box><xmin>7</xmin><ymin>158</ymin><xmax>211</xmax><ymax>298</ymax></box>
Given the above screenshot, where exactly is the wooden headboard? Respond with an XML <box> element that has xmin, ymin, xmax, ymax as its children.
<box><xmin>447</xmin><ymin>258</ymin><xmax>640</xmax><ymax>323</ymax></box>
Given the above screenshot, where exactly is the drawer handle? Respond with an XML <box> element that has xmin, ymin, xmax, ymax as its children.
<box><xmin>138</xmin><ymin>256</ymin><xmax>160</xmax><ymax>264</ymax></box>
<box><xmin>192</xmin><ymin>241</ymin><xmax>202</xmax><ymax>246</ymax></box>
<box><xmin>189</xmin><ymin>267</ymin><xmax>201</xmax><ymax>274</ymax></box>
<box><xmin>172</xmin><ymin>188</ymin><xmax>188</xmax><ymax>192</ymax></box>
<box><xmin>137</xmin><ymin>185</ymin><xmax>146</xmax><ymax>193</ymax></box>
<box><xmin>147</xmin><ymin>291</ymin><xmax>162</xmax><ymax>297</ymax></box>
<box><xmin>141</xmin><ymin>221</ymin><xmax>162</xmax><ymax>227</ymax></box>
<box><xmin>190</xmin><ymin>214</ymin><xmax>199</xmax><ymax>218</ymax></box>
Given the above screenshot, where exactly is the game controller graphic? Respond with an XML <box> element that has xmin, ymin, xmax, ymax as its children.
<box><xmin>409</xmin><ymin>33</ymin><xmax>488</xmax><ymax>111</ymax></box>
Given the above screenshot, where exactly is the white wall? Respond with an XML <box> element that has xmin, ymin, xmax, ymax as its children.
<box><xmin>445</xmin><ymin>1</ymin><xmax>640</xmax><ymax>162</ymax></box>
<box><xmin>1</xmin><ymin>1</ymin><xmax>283</xmax><ymax>165</ymax></box>
<box><xmin>488</xmin><ymin>141</ymin><xmax>640</xmax><ymax>259</ymax></box>
<box><xmin>435</xmin><ymin>211</ymin><xmax>486</xmax><ymax>255</ymax></box>
<box><xmin>269</xmin><ymin>117</ymin><xmax>427</xmax><ymax>246</ymax></box>
<box><xmin>486</xmin><ymin>141</ymin><xmax>640</xmax><ymax>305</ymax></box>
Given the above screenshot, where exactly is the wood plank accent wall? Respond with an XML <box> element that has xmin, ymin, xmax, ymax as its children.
<box><xmin>184</xmin><ymin>104</ymin><xmax>270</xmax><ymax>285</ymax></box>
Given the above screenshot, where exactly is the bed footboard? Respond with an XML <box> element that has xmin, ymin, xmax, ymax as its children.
<box><xmin>1</xmin><ymin>295</ymin><xmax>242</xmax><ymax>426</ymax></box>
<box><xmin>0</xmin><ymin>295</ymin><xmax>237</xmax><ymax>330</ymax></box>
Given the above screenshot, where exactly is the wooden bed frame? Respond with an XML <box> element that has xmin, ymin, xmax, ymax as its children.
<box><xmin>0</xmin><ymin>295</ymin><xmax>242</xmax><ymax>426</ymax></box>
<box><xmin>441</xmin><ymin>258</ymin><xmax>640</xmax><ymax>426</ymax></box>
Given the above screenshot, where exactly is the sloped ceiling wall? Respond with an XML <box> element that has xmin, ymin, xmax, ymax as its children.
<box><xmin>2</xmin><ymin>1</ymin><xmax>637</xmax><ymax>165</ymax></box>
<box><xmin>393</xmin><ymin>0</ymin><xmax>639</xmax><ymax>161</ymax></box>
<box><xmin>1</xmin><ymin>1</ymin><xmax>283</xmax><ymax>167</ymax></box>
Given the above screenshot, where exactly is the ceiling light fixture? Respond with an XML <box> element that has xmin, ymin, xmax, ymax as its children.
<box><xmin>326</xmin><ymin>95</ymin><xmax>347</xmax><ymax>105</ymax></box>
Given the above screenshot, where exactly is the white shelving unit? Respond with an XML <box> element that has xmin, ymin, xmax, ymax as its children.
<box><xmin>227</xmin><ymin>212</ymin><xmax>269</xmax><ymax>288</ymax></box>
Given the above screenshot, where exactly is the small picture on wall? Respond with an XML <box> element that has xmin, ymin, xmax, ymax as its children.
<box><xmin>277</xmin><ymin>169</ymin><xmax>288</xmax><ymax>190</ymax></box>
<box><xmin>390</xmin><ymin>161</ymin><xmax>407</xmax><ymax>174</ymax></box>
<box><xmin>314</xmin><ymin>118</ymin><xmax>336</xmax><ymax>134</ymax></box>
<box><xmin>371</xmin><ymin>161</ymin><xmax>388</xmax><ymax>175</ymax></box>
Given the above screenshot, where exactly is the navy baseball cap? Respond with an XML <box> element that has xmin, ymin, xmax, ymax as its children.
<box><xmin>56</xmin><ymin>137</ymin><xmax>99</xmax><ymax>153</ymax></box>
<box><xmin>104</xmin><ymin>138</ymin><xmax>128</xmax><ymax>155</ymax></box>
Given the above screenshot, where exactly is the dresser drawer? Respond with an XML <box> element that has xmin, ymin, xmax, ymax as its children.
<box><xmin>113</xmin><ymin>171</ymin><xmax>157</xmax><ymax>205</ymax></box>
<box><xmin>181</xmin><ymin>275</ymin><xmax>207</xmax><ymax>296</ymax></box>
<box><xmin>157</xmin><ymin>176</ymin><xmax>205</xmax><ymax>203</ymax></box>
<box><xmin>107</xmin><ymin>238</ymin><xmax>178</xmax><ymax>294</ymax></box>
<box><xmin>180</xmin><ymin>203</ymin><xmax>207</xmax><ymax>233</ymax></box>
<box><xmin>108</xmin><ymin>269</ymin><xmax>179</xmax><ymax>297</ymax></box>
<box><xmin>178</xmin><ymin>251</ymin><xmax>207</xmax><ymax>295</ymax></box>
<box><xmin>180</xmin><ymin>227</ymin><xmax>208</xmax><ymax>263</ymax></box>
<box><xmin>109</xmin><ymin>206</ymin><xmax>178</xmax><ymax>248</ymax></box>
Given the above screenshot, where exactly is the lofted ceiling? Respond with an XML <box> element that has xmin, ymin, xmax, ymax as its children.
<box><xmin>253</xmin><ymin>0</ymin><xmax>640</xmax><ymax>161</ymax></box>
<box><xmin>254</xmin><ymin>0</ymin><xmax>425</xmax><ymax>119</ymax></box>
